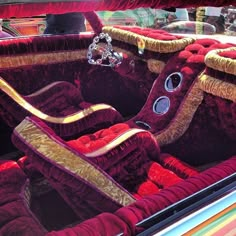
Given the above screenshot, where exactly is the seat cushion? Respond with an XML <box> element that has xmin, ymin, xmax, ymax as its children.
<box><xmin>12</xmin><ymin>116</ymin><xmax>199</xmax><ymax>221</ymax></box>
<box><xmin>12</xmin><ymin>117</ymin><xmax>137</xmax><ymax>220</ymax></box>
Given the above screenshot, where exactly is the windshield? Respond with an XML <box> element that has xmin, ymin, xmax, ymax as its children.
<box><xmin>97</xmin><ymin>6</ymin><xmax>236</xmax><ymax>36</ymax></box>
<box><xmin>1</xmin><ymin>6</ymin><xmax>236</xmax><ymax>37</ymax></box>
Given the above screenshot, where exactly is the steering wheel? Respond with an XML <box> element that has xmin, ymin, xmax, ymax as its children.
<box><xmin>87</xmin><ymin>32</ymin><xmax>123</xmax><ymax>68</ymax></box>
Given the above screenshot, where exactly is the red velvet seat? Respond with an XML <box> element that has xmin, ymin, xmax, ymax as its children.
<box><xmin>12</xmin><ymin>116</ymin><xmax>198</xmax><ymax>222</ymax></box>
<box><xmin>0</xmin><ymin>78</ymin><xmax>122</xmax><ymax>137</ymax></box>
<box><xmin>47</xmin><ymin>156</ymin><xmax>236</xmax><ymax>236</ymax></box>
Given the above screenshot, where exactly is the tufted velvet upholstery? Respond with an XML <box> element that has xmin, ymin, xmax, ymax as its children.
<box><xmin>127</xmin><ymin>39</ymin><xmax>236</xmax><ymax>165</ymax></box>
<box><xmin>47</xmin><ymin>155</ymin><xmax>236</xmax><ymax>236</ymax></box>
<box><xmin>0</xmin><ymin>160</ymin><xmax>46</xmax><ymax>236</ymax></box>
<box><xmin>12</xmin><ymin>116</ymin><xmax>199</xmax><ymax>221</ymax></box>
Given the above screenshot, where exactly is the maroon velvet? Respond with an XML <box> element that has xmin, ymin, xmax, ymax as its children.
<box><xmin>162</xmin><ymin>99</ymin><xmax>236</xmax><ymax>165</ymax></box>
<box><xmin>126</xmin><ymin>40</ymin><xmax>235</xmax><ymax>165</ymax></box>
<box><xmin>67</xmin><ymin>122</ymin><xmax>198</xmax><ymax>196</ymax></box>
<box><xmin>0</xmin><ymin>1</ymin><xmax>234</xmax><ymax>18</ymax></box>
<box><xmin>0</xmin><ymin>33</ymin><xmax>157</xmax><ymax>122</ymax></box>
<box><xmin>83</xmin><ymin>12</ymin><xmax>103</xmax><ymax>34</ymax></box>
<box><xmin>127</xmin><ymin>39</ymin><xmax>224</xmax><ymax>133</ymax></box>
<box><xmin>12</xmin><ymin>116</ymin><xmax>200</xmax><ymax>222</ymax></box>
<box><xmin>0</xmin><ymin>80</ymin><xmax>123</xmax><ymax>137</ymax></box>
<box><xmin>67</xmin><ymin>123</ymin><xmax>131</xmax><ymax>153</ymax></box>
<box><xmin>161</xmin><ymin>43</ymin><xmax>236</xmax><ymax>165</ymax></box>
<box><xmin>0</xmin><ymin>160</ymin><xmax>46</xmax><ymax>236</ymax></box>
<box><xmin>115</xmin><ymin>26</ymin><xmax>183</xmax><ymax>40</ymax></box>
<box><xmin>47</xmin><ymin>155</ymin><xmax>236</xmax><ymax>236</ymax></box>
<box><xmin>12</xmin><ymin>117</ymin><xmax>136</xmax><ymax>220</ymax></box>
<box><xmin>159</xmin><ymin>153</ymin><xmax>199</xmax><ymax>178</ymax></box>
<box><xmin>17</xmin><ymin>156</ymin><xmax>42</xmax><ymax>180</ymax></box>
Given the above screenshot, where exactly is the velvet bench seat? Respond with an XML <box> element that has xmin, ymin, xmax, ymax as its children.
<box><xmin>0</xmin><ymin>78</ymin><xmax>122</xmax><ymax>138</ymax></box>
<box><xmin>1</xmin><ymin>154</ymin><xmax>235</xmax><ymax>235</ymax></box>
<box><xmin>12</xmin><ymin>116</ymin><xmax>198</xmax><ymax>225</ymax></box>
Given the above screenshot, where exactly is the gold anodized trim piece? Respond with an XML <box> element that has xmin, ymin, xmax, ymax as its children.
<box><xmin>102</xmin><ymin>26</ymin><xmax>195</xmax><ymax>53</ymax></box>
<box><xmin>155</xmin><ymin>79</ymin><xmax>204</xmax><ymax>146</ymax></box>
<box><xmin>205</xmin><ymin>47</ymin><xmax>236</xmax><ymax>75</ymax></box>
<box><xmin>86</xmin><ymin>128</ymin><xmax>151</xmax><ymax>157</ymax></box>
<box><xmin>199</xmin><ymin>74</ymin><xmax>236</xmax><ymax>102</ymax></box>
<box><xmin>0</xmin><ymin>49</ymin><xmax>88</xmax><ymax>68</ymax></box>
<box><xmin>0</xmin><ymin>77</ymin><xmax>116</xmax><ymax>124</ymax></box>
<box><xmin>15</xmin><ymin>118</ymin><xmax>136</xmax><ymax>206</ymax></box>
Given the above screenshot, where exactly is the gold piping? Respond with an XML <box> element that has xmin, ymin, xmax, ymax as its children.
<box><xmin>0</xmin><ymin>49</ymin><xmax>88</xmax><ymax>68</ymax></box>
<box><xmin>199</xmin><ymin>74</ymin><xmax>236</xmax><ymax>102</ymax></box>
<box><xmin>0</xmin><ymin>77</ymin><xmax>117</xmax><ymax>124</ymax></box>
<box><xmin>15</xmin><ymin>118</ymin><xmax>135</xmax><ymax>206</ymax></box>
<box><xmin>205</xmin><ymin>47</ymin><xmax>236</xmax><ymax>75</ymax></box>
<box><xmin>156</xmin><ymin>79</ymin><xmax>204</xmax><ymax>146</ymax></box>
<box><xmin>102</xmin><ymin>26</ymin><xmax>195</xmax><ymax>53</ymax></box>
<box><xmin>86</xmin><ymin>128</ymin><xmax>152</xmax><ymax>157</ymax></box>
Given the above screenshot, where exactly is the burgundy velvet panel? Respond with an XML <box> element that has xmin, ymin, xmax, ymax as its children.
<box><xmin>127</xmin><ymin>40</ymin><xmax>235</xmax><ymax>165</ymax></box>
<box><xmin>80</xmin><ymin>64</ymin><xmax>157</xmax><ymax>117</ymax></box>
<box><xmin>12</xmin><ymin>116</ymin><xmax>199</xmax><ymax>221</ymax></box>
<box><xmin>161</xmin><ymin>43</ymin><xmax>236</xmax><ymax>165</ymax></box>
<box><xmin>162</xmin><ymin>98</ymin><xmax>236</xmax><ymax>165</ymax></box>
<box><xmin>0</xmin><ymin>1</ymin><xmax>234</xmax><ymax>18</ymax></box>
<box><xmin>0</xmin><ymin>33</ymin><xmax>156</xmax><ymax>120</ymax></box>
<box><xmin>83</xmin><ymin>12</ymin><xmax>103</xmax><ymax>34</ymax></box>
<box><xmin>202</xmin><ymin>52</ymin><xmax>236</xmax><ymax>141</ymax></box>
<box><xmin>159</xmin><ymin>153</ymin><xmax>199</xmax><ymax>178</ymax></box>
<box><xmin>0</xmin><ymin>34</ymin><xmax>91</xmax><ymax>56</ymax></box>
<box><xmin>115</xmin><ymin>26</ymin><xmax>183</xmax><ymax>40</ymax></box>
<box><xmin>47</xmin><ymin>155</ymin><xmax>236</xmax><ymax>236</ymax></box>
<box><xmin>127</xmin><ymin>39</ymin><xmax>226</xmax><ymax>133</ymax></box>
<box><xmin>0</xmin><ymin>160</ymin><xmax>46</xmax><ymax>236</ymax></box>
<box><xmin>0</xmin><ymin>79</ymin><xmax>123</xmax><ymax>137</ymax></box>
<box><xmin>12</xmin><ymin>117</ymin><xmax>131</xmax><ymax>220</ymax></box>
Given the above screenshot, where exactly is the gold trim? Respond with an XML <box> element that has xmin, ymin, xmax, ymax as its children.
<box><xmin>199</xmin><ymin>74</ymin><xmax>236</xmax><ymax>102</ymax></box>
<box><xmin>86</xmin><ymin>128</ymin><xmax>151</xmax><ymax>157</ymax></box>
<box><xmin>147</xmin><ymin>59</ymin><xmax>166</xmax><ymax>74</ymax></box>
<box><xmin>0</xmin><ymin>49</ymin><xmax>88</xmax><ymax>68</ymax></box>
<box><xmin>102</xmin><ymin>26</ymin><xmax>195</xmax><ymax>53</ymax></box>
<box><xmin>15</xmin><ymin>118</ymin><xmax>136</xmax><ymax>206</ymax></box>
<box><xmin>156</xmin><ymin>79</ymin><xmax>203</xmax><ymax>146</ymax></box>
<box><xmin>0</xmin><ymin>77</ymin><xmax>117</xmax><ymax>124</ymax></box>
<box><xmin>205</xmin><ymin>47</ymin><xmax>236</xmax><ymax>75</ymax></box>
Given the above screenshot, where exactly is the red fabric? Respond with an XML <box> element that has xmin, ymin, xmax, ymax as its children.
<box><xmin>0</xmin><ymin>1</ymin><xmax>234</xmax><ymax>18</ymax></box>
<box><xmin>127</xmin><ymin>40</ymin><xmax>235</xmax><ymax>164</ymax></box>
<box><xmin>128</xmin><ymin>39</ymin><xmax>222</xmax><ymax>133</ymax></box>
<box><xmin>48</xmin><ymin>156</ymin><xmax>236</xmax><ymax>236</ymax></box>
<box><xmin>17</xmin><ymin>156</ymin><xmax>42</xmax><ymax>179</ymax></box>
<box><xmin>115</xmin><ymin>26</ymin><xmax>183</xmax><ymax>40</ymax></box>
<box><xmin>146</xmin><ymin>161</ymin><xmax>182</xmax><ymax>187</ymax></box>
<box><xmin>67</xmin><ymin>123</ymin><xmax>130</xmax><ymax>153</ymax></box>
<box><xmin>219</xmin><ymin>50</ymin><xmax>236</xmax><ymax>59</ymax></box>
<box><xmin>83</xmin><ymin>12</ymin><xmax>103</xmax><ymax>34</ymax></box>
<box><xmin>163</xmin><ymin>43</ymin><xmax>235</xmax><ymax>165</ymax></box>
<box><xmin>159</xmin><ymin>153</ymin><xmax>199</xmax><ymax>178</ymax></box>
<box><xmin>0</xmin><ymin>160</ymin><xmax>46</xmax><ymax>236</ymax></box>
<box><xmin>12</xmin><ymin>117</ymin><xmax>161</xmax><ymax>220</ymax></box>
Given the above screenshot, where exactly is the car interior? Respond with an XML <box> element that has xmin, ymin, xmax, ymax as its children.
<box><xmin>0</xmin><ymin>1</ymin><xmax>235</xmax><ymax>235</ymax></box>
